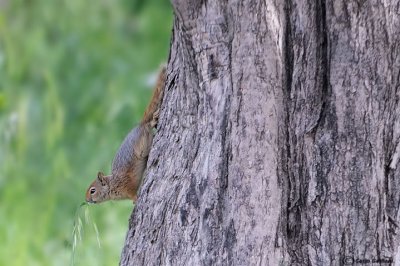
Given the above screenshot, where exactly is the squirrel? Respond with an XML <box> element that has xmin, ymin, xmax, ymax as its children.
<box><xmin>85</xmin><ymin>67</ymin><xmax>166</xmax><ymax>204</ymax></box>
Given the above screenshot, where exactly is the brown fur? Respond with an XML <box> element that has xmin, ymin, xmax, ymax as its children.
<box><xmin>85</xmin><ymin>67</ymin><xmax>166</xmax><ymax>204</ymax></box>
<box><xmin>141</xmin><ymin>67</ymin><xmax>166</xmax><ymax>125</ymax></box>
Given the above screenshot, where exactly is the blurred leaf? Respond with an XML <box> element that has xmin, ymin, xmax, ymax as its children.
<box><xmin>0</xmin><ymin>93</ymin><xmax>5</xmax><ymax>109</ymax></box>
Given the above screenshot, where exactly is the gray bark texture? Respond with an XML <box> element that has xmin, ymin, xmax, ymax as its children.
<box><xmin>121</xmin><ymin>0</ymin><xmax>400</xmax><ymax>265</ymax></box>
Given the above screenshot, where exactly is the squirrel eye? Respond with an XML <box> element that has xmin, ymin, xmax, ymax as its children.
<box><xmin>90</xmin><ymin>187</ymin><xmax>96</xmax><ymax>195</ymax></box>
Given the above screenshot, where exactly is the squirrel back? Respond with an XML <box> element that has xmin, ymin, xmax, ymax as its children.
<box><xmin>112</xmin><ymin>66</ymin><xmax>166</xmax><ymax>175</ymax></box>
<box><xmin>85</xmin><ymin>66</ymin><xmax>166</xmax><ymax>204</ymax></box>
<box><xmin>141</xmin><ymin>67</ymin><xmax>166</xmax><ymax>125</ymax></box>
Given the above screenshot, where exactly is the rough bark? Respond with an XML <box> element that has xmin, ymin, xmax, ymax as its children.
<box><xmin>121</xmin><ymin>0</ymin><xmax>400</xmax><ymax>265</ymax></box>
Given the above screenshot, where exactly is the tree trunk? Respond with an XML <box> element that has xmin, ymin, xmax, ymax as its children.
<box><xmin>121</xmin><ymin>1</ymin><xmax>400</xmax><ymax>265</ymax></box>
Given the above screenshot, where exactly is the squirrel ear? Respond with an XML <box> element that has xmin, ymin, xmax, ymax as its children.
<box><xmin>97</xmin><ymin>172</ymin><xmax>106</xmax><ymax>185</ymax></box>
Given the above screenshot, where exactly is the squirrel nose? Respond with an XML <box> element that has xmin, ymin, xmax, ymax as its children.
<box><xmin>86</xmin><ymin>198</ymin><xmax>96</xmax><ymax>204</ymax></box>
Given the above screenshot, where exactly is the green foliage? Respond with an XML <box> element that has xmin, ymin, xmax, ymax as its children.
<box><xmin>0</xmin><ymin>0</ymin><xmax>172</xmax><ymax>265</ymax></box>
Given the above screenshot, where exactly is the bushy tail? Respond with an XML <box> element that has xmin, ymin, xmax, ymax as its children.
<box><xmin>141</xmin><ymin>66</ymin><xmax>166</xmax><ymax>125</ymax></box>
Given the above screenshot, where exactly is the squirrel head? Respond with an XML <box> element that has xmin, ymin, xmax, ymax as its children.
<box><xmin>85</xmin><ymin>172</ymin><xmax>111</xmax><ymax>204</ymax></box>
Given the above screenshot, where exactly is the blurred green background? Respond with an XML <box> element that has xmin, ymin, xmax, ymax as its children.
<box><xmin>0</xmin><ymin>0</ymin><xmax>172</xmax><ymax>265</ymax></box>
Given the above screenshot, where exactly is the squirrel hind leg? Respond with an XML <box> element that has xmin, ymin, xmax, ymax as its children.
<box><xmin>150</xmin><ymin>109</ymin><xmax>159</xmax><ymax>128</ymax></box>
<box><xmin>132</xmin><ymin>195</ymin><xmax>138</xmax><ymax>204</ymax></box>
